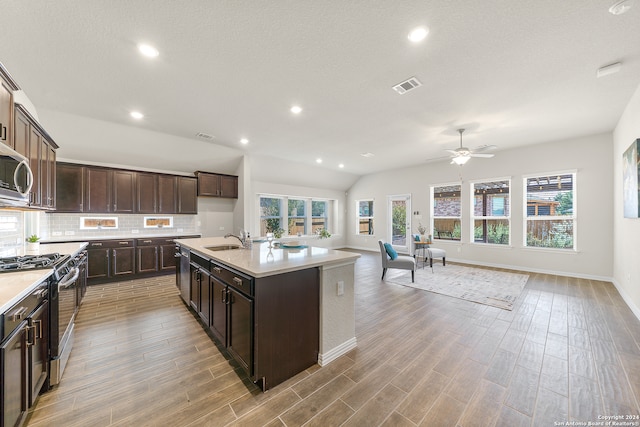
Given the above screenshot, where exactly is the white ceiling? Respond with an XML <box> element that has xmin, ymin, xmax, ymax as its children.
<box><xmin>2</xmin><ymin>0</ymin><xmax>640</xmax><ymax>179</ymax></box>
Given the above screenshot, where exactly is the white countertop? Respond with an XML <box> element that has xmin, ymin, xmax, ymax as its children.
<box><xmin>175</xmin><ymin>237</ymin><xmax>360</xmax><ymax>278</ymax></box>
<box><xmin>0</xmin><ymin>242</ymin><xmax>88</xmax><ymax>313</ymax></box>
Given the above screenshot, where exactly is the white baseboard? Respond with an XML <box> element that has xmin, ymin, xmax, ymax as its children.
<box><xmin>318</xmin><ymin>337</ymin><xmax>357</xmax><ymax>366</ymax></box>
<box><xmin>611</xmin><ymin>278</ymin><xmax>640</xmax><ymax>322</ymax></box>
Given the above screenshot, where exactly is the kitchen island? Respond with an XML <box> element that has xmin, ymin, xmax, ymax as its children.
<box><xmin>174</xmin><ymin>236</ymin><xmax>360</xmax><ymax>390</ymax></box>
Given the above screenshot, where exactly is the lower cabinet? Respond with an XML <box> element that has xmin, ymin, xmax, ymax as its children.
<box><xmin>87</xmin><ymin>236</ymin><xmax>198</xmax><ymax>284</ymax></box>
<box><xmin>87</xmin><ymin>240</ymin><xmax>135</xmax><ymax>280</ymax></box>
<box><xmin>1</xmin><ymin>280</ymin><xmax>49</xmax><ymax>427</ymax></box>
<box><xmin>183</xmin><ymin>248</ymin><xmax>319</xmax><ymax>391</ymax></box>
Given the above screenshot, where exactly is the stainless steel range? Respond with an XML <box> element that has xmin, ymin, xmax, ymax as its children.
<box><xmin>0</xmin><ymin>253</ymin><xmax>63</xmax><ymax>272</ymax></box>
<box><xmin>49</xmin><ymin>251</ymin><xmax>86</xmax><ymax>386</ymax></box>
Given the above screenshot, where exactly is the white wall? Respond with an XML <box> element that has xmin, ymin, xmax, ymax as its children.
<box><xmin>346</xmin><ymin>133</ymin><xmax>613</xmax><ymax>279</ymax></box>
<box><xmin>613</xmin><ymin>83</ymin><xmax>640</xmax><ymax>318</ymax></box>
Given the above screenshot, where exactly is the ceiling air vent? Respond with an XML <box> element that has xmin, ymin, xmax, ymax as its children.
<box><xmin>392</xmin><ymin>77</ymin><xmax>422</xmax><ymax>94</ymax></box>
<box><xmin>195</xmin><ymin>132</ymin><xmax>215</xmax><ymax>140</ymax></box>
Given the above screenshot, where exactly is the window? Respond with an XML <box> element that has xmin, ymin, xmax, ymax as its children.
<box><xmin>525</xmin><ymin>173</ymin><xmax>575</xmax><ymax>249</ymax></box>
<box><xmin>288</xmin><ymin>198</ymin><xmax>306</xmax><ymax>235</ymax></box>
<box><xmin>432</xmin><ymin>184</ymin><xmax>461</xmax><ymax>240</ymax></box>
<box><xmin>312</xmin><ymin>200</ymin><xmax>329</xmax><ymax>234</ymax></box>
<box><xmin>472</xmin><ymin>180</ymin><xmax>510</xmax><ymax>245</ymax></box>
<box><xmin>357</xmin><ymin>200</ymin><xmax>374</xmax><ymax>235</ymax></box>
<box><xmin>258</xmin><ymin>195</ymin><xmax>336</xmax><ymax>237</ymax></box>
<box><xmin>260</xmin><ymin>196</ymin><xmax>283</xmax><ymax>235</ymax></box>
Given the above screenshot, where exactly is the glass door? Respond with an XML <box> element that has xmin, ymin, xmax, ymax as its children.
<box><xmin>388</xmin><ymin>194</ymin><xmax>411</xmax><ymax>253</ymax></box>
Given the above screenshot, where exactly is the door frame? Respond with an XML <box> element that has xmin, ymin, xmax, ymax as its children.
<box><xmin>388</xmin><ymin>194</ymin><xmax>411</xmax><ymax>253</ymax></box>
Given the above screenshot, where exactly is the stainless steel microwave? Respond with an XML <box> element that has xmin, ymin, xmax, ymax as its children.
<box><xmin>0</xmin><ymin>143</ymin><xmax>33</xmax><ymax>207</ymax></box>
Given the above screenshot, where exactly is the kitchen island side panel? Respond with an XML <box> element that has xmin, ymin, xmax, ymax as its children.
<box><xmin>254</xmin><ymin>267</ymin><xmax>319</xmax><ymax>390</ymax></box>
<box><xmin>318</xmin><ymin>262</ymin><xmax>356</xmax><ymax>366</ymax></box>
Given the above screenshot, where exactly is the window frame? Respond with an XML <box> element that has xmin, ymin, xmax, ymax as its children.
<box><xmin>523</xmin><ymin>171</ymin><xmax>577</xmax><ymax>251</ymax></box>
<box><xmin>356</xmin><ymin>199</ymin><xmax>375</xmax><ymax>236</ymax></box>
<box><xmin>431</xmin><ymin>182</ymin><xmax>462</xmax><ymax>241</ymax></box>
<box><xmin>258</xmin><ymin>194</ymin><xmax>336</xmax><ymax>237</ymax></box>
<box><xmin>470</xmin><ymin>178</ymin><xmax>511</xmax><ymax>246</ymax></box>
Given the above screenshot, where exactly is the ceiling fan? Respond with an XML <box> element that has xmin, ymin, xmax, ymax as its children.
<box><xmin>447</xmin><ymin>129</ymin><xmax>496</xmax><ymax>165</ymax></box>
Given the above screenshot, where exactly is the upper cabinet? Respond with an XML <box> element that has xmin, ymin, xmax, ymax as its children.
<box><xmin>56</xmin><ymin>163</ymin><xmax>198</xmax><ymax>214</ymax></box>
<box><xmin>13</xmin><ymin>104</ymin><xmax>58</xmax><ymax>210</ymax></box>
<box><xmin>196</xmin><ymin>171</ymin><xmax>238</xmax><ymax>199</ymax></box>
<box><xmin>0</xmin><ymin>65</ymin><xmax>18</xmax><ymax>149</ymax></box>
<box><xmin>178</xmin><ymin>176</ymin><xmax>198</xmax><ymax>214</ymax></box>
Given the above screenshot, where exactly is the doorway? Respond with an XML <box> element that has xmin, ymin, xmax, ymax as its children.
<box><xmin>388</xmin><ymin>194</ymin><xmax>411</xmax><ymax>253</ymax></box>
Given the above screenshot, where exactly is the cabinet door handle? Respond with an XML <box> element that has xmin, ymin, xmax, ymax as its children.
<box><xmin>10</xmin><ymin>306</ymin><xmax>28</xmax><ymax>321</ymax></box>
<box><xmin>221</xmin><ymin>288</ymin><xmax>226</xmax><ymax>303</ymax></box>
<box><xmin>26</xmin><ymin>325</ymin><xmax>35</xmax><ymax>346</ymax></box>
<box><xmin>143</xmin><ymin>240</ymin><xmax>152</xmax><ymax>243</ymax></box>
<box><xmin>1</xmin><ymin>124</ymin><xmax>6</xmax><ymax>140</ymax></box>
<box><xmin>92</xmin><ymin>242</ymin><xmax>103</xmax><ymax>246</ymax></box>
<box><xmin>119</xmin><ymin>241</ymin><xmax>129</xmax><ymax>245</ymax></box>
<box><xmin>33</xmin><ymin>319</ymin><xmax>43</xmax><ymax>340</ymax></box>
<box><xmin>212</xmin><ymin>266</ymin><xmax>221</xmax><ymax>274</ymax></box>
<box><xmin>233</xmin><ymin>277</ymin><xmax>243</xmax><ymax>286</ymax></box>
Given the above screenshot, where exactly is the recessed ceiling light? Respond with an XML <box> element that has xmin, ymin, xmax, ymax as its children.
<box><xmin>240</xmin><ymin>138</ymin><xmax>249</xmax><ymax>144</ymax></box>
<box><xmin>408</xmin><ymin>26</ymin><xmax>429</xmax><ymax>43</ymax></box>
<box><xmin>609</xmin><ymin>0</ymin><xmax>632</xmax><ymax>14</ymax></box>
<box><xmin>138</xmin><ymin>43</ymin><xmax>159</xmax><ymax>58</ymax></box>
<box><xmin>316</xmin><ymin>158</ymin><xmax>322</xmax><ymax>164</ymax></box>
<box><xmin>130</xmin><ymin>111</ymin><xmax>144</xmax><ymax>120</ymax></box>
<box><xmin>339</xmin><ymin>164</ymin><xmax>345</xmax><ymax>168</ymax></box>
<box><xmin>290</xmin><ymin>105</ymin><xmax>303</xmax><ymax>114</ymax></box>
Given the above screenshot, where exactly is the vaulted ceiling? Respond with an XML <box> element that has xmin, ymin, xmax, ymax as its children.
<box><xmin>2</xmin><ymin>0</ymin><xmax>639</xmax><ymax>180</ymax></box>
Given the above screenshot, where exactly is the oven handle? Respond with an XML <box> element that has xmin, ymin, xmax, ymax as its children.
<box><xmin>58</xmin><ymin>267</ymin><xmax>80</xmax><ymax>289</ymax></box>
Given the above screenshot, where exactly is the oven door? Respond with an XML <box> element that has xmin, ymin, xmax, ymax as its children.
<box><xmin>50</xmin><ymin>266</ymin><xmax>79</xmax><ymax>386</ymax></box>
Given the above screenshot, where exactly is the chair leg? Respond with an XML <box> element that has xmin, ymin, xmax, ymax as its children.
<box><xmin>430</xmin><ymin>258</ymin><xmax>433</xmax><ymax>268</ymax></box>
<box><xmin>443</xmin><ymin>257</ymin><xmax>446</xmax><ymax>266</ymax></box>
<box><xmin>411</xmin><ymin>270</ymin><xmax>415</xmax><ymax>283</ymax></box>
<box><xmin>381</xmin><ymin>268</ymin><xmax>387</xmax><ymax>280</ymax></box>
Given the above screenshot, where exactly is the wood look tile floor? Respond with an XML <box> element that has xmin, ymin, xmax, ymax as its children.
<box><xmin>26</xmin><ymin>250</ymin><xmax>640</xmax><ymax>426</ymax></box>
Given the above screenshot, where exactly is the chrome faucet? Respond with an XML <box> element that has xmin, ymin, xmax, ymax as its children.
<box><xmin>224</xmin><ymin>233</ymin><xmax>245</xmax><ymax>247</ymax></box>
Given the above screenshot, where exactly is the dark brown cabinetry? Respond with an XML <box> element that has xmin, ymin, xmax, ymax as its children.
<box><xmin>136</xmin><ymin>238</ymin><xmax>179</xmax><ymax>275</ymax></box>
<box><xmin>13</xmin><ymin>105</ymin><xmax>58</xmax><ymax>210</ymax></box>
<box><xmin>0</xmin><ymin>66</ymin><xmax>18</xmax><ymax>148</ymax></box>
<box><xmin>1</xmin><ymin>279</ymin><xmax>49</xmax><ymax>427</ymax></box>
<box><xmin>56</xmin><ymin>163</ymin><xmax>84</xmax><ymax>212</ymax></box>
<box><xmin>86</xmin><ymin>240</ymin><xmax>135</xmax><ymax>280</ymax></box>
<box><xmin>136</xmin><ymin>173</ymin><xmax>157</xmax><ymax>214</ymax></box>
<box><xmin>189</xmin><ymin>254</ymin><xmax>211</xmax><ymax>326</ymax></box>
<box><xmin>0</xmin><ymin>323</ymin><xmax>27</xmax><ymax>427</ymax></box>
<box><xmin>158</xmin><ymin>175</ymin><xmax>177</xmax><ymax>213</ymax></box>
<box><xmin>195</xmin><ymin>171</ymin><xmax>238</xmax><ymax>198</ymax></box>
<box><xmin>178</xmin><ymin>176</ymin><xmax>198</xmax><ymax>214</ymax></box>
<box><xmin>56</xmin><ymin>163</ymin><xmax>197</xmax><ymax>214</ymax></box>
<box><xmin>85</xmin><ymin>168</ymin><xmax>135</xmax><ymax>213</ymax></box>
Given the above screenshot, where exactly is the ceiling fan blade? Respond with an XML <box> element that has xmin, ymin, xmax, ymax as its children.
<box><xmin>445</xmin><ymin>149</ymin><xmax>459</xmax><ymax>155</ymax></box>
<box><xmin>473</xmin><ymin>144</ymin><xmax>497</xmax><ymax>152</ymax></box>
<box><xmin>470</xmin><ymin>153</ymin><xmax>495</xmax><ymax>158</ymax></box>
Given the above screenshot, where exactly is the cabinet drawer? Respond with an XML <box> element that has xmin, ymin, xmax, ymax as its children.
<box><xmin>1</xmin><ymin>281</ymin><xmax>48</xmax><ymax>340</ymax></box>
<box><xmin>190</xmin><ymin>253</ymin><xmax>209</xmax><ymax>270</ymax></box>
<box><xmin>88</xmin><ymin>239</ymin><xmax>134</xmax><ymax>249</ymax></box>
<box><xmin>210</xmin><ymin>261</ymin><xmax>253</xmax><ymax>296</ymax></box>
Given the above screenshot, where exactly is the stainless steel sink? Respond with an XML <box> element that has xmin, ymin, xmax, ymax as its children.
<box><xmin>204</xmin><ymin>245</ymin><xmax>242</xmax><ymax>251</ymax></box>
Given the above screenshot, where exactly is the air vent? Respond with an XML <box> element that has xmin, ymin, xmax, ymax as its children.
<box><xmin>392</xmin><ymin>77</ymin><xmax>422</xmax><ymax>94</ymax></box>
<box><xmin>195</xmin><ymin>132</ymin><xmax>215</xmax><ymax>140</ymax></box>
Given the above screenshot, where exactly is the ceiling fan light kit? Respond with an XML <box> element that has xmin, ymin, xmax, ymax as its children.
<box><xmin>446</xmin><ymin>128</ymin><xmax>495</xmax><ymax>166</ymax></box>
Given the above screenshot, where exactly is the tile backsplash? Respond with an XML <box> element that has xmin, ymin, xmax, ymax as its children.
<box><xmin>41</xmin><ymin>213</ymin><xmax>200</xmax><ymax>240</ymax></box>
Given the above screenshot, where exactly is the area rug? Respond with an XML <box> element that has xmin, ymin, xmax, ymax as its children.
<box><xmin>387</xmin><ymin>264</ymin><xmax>529</xmax><ymax>310</ymax></box>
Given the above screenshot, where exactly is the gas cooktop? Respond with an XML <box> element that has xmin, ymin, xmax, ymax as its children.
<box><xmin>0</xmin><ymin>253</ymin><xmax>63</xmax><ymax>272</ymax></box>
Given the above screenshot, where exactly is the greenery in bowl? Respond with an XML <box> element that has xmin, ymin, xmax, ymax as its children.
<box><xmin>26</xmin><ymin>235</ymin><xmax>41</xmax><ymax>243</ymax></box>
<box><xmin>316</xmin><ymin>228</ymin><xmax>331</xmax><ymax>239</ymax></box>
<box><xmin>272</xmin><ymin>228</ymin><xmax>285</xmax><ymax>239</ymax></box>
